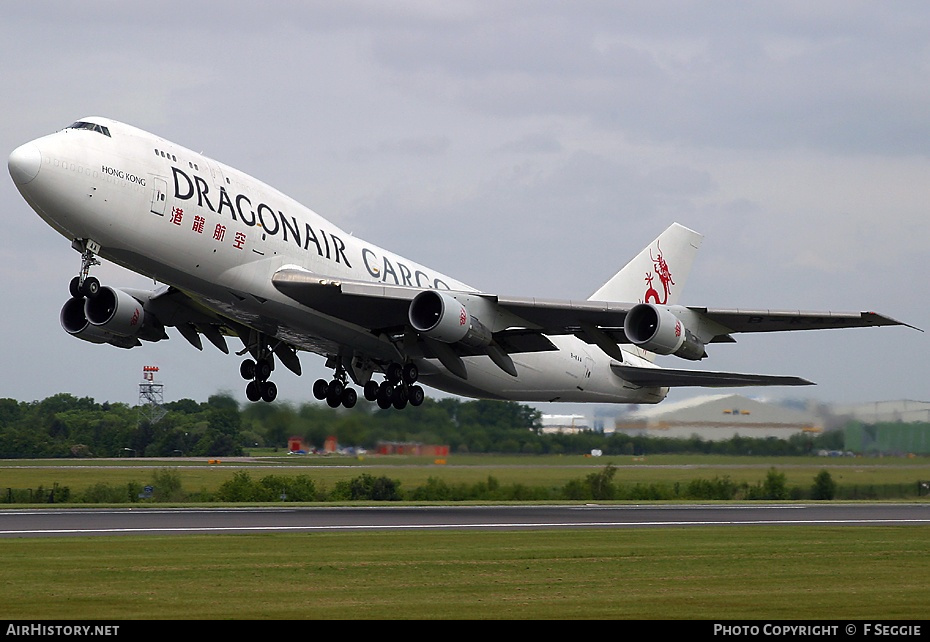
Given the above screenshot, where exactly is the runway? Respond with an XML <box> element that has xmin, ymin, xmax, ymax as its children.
<box><xmin>1</xmin><ymin>503</ymin><xmax>928</xmax><ymax>538</ymax></box>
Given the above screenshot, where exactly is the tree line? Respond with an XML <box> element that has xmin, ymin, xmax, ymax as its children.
<box><xmin>0</xmin><ymin>392</ymin><xmax>843</xmax><ymax>459</ymax></box>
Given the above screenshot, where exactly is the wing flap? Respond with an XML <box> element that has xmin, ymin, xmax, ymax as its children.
<box><xmin>611</xmin><ymin>363</ymin><xmax>814</xmax><ymax>388</ymax></box>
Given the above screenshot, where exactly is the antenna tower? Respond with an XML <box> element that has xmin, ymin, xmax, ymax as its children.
<box><xmin>138</xmin><ymin>365</ymin><xmax>167</xmax><ymax>424</ymax></box>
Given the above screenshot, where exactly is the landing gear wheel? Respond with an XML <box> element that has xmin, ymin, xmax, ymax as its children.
<box><xmin>313</xmin><ymin>379</ymin><xmax>329</xmax><ymax>400</ymax></box>
<box><xmin>391</xmin><ymin>385</ymin><xmax>408</xmax><ymax>410</ymax></box>
<box><xmin>402</xmin><ymin>362</ymin><xmax>418</xmax><ymax>385</ymax></box>
<box><xmin>376</xmin><ymin>387</ymin><xmax>393</xmax><ymax>410</ymax></box>
<box><xmin>378</xmin><ymin>381</ymin><xmax>393</xmax><ymax>398</ymax></box>
<box><xmin>408</xmin><ymin>385</ymin><xmax>425</xmax><ymax>407</ymax></box>
<box><xmin>69</xmin><ymin>276</ymin><xmax>82</xmax><ymax>299</ymax></box>
<box><xmin>363</xmin><ymin>380</ymin><xmax>379</xmax><ymax>402</ymax></box>
<box><xmin>341</xmin><ymin>387</ymin><xmax>358</xmax><ymax>409</ymax></box>
<box><xmin>245</xmin><ymin>380</ymin><xmax>262</xmax><ymax>402</ymax></box>
<box><xmin>386</xmin><ymin>362</ymin><xmax>403</xmax><ymax>384</ymax></box>
<box><xmin>327</xmin><ymin>379</ymin><xmax>345</xmax><ymax>399</ymax></box>
<box><xmin>260</xmin><ymin>381</ymin><xmax>277</xmax><ymax>403</ymax></box>
<box><xmin>240</xmin><ymin>359</ymin><xmax>256</xmax><ymax>381</ymax></box>
<box><xmin>255</xmin><ymin>358</ymin><xmax>273</xmax><ymax>382</ymax></box>
<box><xmin>80</xmin><ymin>276</ymin><xmax>100</xmax><ymax>298</ymax></box>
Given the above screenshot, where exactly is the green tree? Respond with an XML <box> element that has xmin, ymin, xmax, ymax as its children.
<box><xmin>761</xmin><ymin>468</ymin><xmax>789</xmax><ymax>500</ymax></box>
<box><xmin>151</xmin><ymin>468</ymin><xmax>185</xmax><ymax>502</ymax></box>
<box><xmin>216</xmin><ymin>471</ymin><xmax>259</xmax><ymax>502</ymax></box>
<box><xmin>333</xmin><ymin>474</ymin><xmax>402</xmax><ymax>501</ymax></box>
<box><xmin>811</xmin><ymin>470</ymin><xmax>836</xmax><ymax>500</ymax></box>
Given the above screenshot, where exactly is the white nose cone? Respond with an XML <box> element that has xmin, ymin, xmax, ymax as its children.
<box><xmin>8</xmin><ymin>143</ymin><xmax>41</xmax><ymax>185</ymax></box>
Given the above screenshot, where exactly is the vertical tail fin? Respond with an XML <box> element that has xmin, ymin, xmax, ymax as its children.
<box><xmin>588</xmin><ymin>222</ymin><xmax>703</xmax><ymax>304</ymax></box>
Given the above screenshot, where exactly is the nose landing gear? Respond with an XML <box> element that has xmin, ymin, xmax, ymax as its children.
<box><xmin>69</xmin><ymin>239</ymin><xmax>102</xmax><ymax>298</ymax></box>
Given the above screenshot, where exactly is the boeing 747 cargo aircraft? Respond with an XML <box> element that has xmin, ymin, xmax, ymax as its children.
<box><xmin>8</xmin><ymin>117</ymin><xmax>912</xmax><ymax>409</ymax></box>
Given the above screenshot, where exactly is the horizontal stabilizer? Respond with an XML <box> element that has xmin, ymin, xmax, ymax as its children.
<box><xmin>611</xmin><ymin>363</ymin><xmax>813</xmax><ymax>388</ymax></box>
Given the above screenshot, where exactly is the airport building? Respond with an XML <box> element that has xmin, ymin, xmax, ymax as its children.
<box><xmin>540</xmin><ymin>414</ymin><xmax>591</xmax><ymax>434</ymax></box>
<box><xmin>843</xmin><ymin>421</ymin><xmax>930</xmax><ymax>455</ymax></box>
<box><xmin>611</xmin><ymin>394</ymin><xmax>822</xmax><ymax>441</ymax></box>
<box><xmin>831</xmin><ymin>400</ymin><xmax>930</xmax><ymax>424</ymax></box>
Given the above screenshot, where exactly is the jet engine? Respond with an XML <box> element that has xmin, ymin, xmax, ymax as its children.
<box><xmin>85</xmin><ymin>286</ymin><xmax>146</xmax><ymax>335</ymax></box>
<box><xmin>60</xmin><ymin>286</ymin><xmax>167</xmax><ymax>348</ymax></box>
<box><xmin>60</xmin><ymin>295</ymin><xmax>140</xmax><ymax>348</ymax></box>
<box><xmin>408</xmin><ymin>290</ymin><xmax>492</xmax><ymax>347</ymax></box>
<box><xmin>623</xmin><ymin>303</ymin><xmax>707</xmax><ymax>361</ymax></box>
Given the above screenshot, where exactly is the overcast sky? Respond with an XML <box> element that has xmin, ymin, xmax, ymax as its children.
<box><xmin>1</xmin><ymin>2</ymin><xmax>926</xmax><ymax>411</ymax></box>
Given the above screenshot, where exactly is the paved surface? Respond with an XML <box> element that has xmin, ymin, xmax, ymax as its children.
<box><xmin>1</xmin><ymin>503</ymin><xmax>928</xmax><ymax>538</ymax></box>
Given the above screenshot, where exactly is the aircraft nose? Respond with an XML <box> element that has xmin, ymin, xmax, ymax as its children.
<box><xmin>8</xmin><ymin>142</ymin><xmax>42</xmax><ymax>186</ymax></box>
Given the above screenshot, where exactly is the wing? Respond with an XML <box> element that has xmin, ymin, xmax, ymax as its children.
<box><xmin>270</xmin><ymin>269</ymin><xmax>559</xmax><ymax>378</ymax></box>
<box><xmin>143</xmin><ymin>286</ymin><xmax>305</xmax><ymax>376</ymax></box>
<box><xmin>143</xmin><ymin>286</ymin><xmax>238</xmax><ymax>353</ymax></box>
<box><xmin>488</xmin><ymin>297</ymin><xmax>912</xmax><ymax>337</ymax></box>
<box><xmin>271</xmin><ymin>271</ymin><xmax>423</xmax><ymax>333</ymax></box>
<box><xmin>686</xmin><ymin>307</ymin><xmax>917</xmax><ymax>334</ymax></box>
<box><xmin>271</xmin><ymin>267</ymin><xmax>914</xmax><ymax>349</ymax></box>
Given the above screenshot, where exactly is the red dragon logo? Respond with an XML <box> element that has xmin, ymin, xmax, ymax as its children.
<box><xmin>643</xmin><ymin>241</ymin><xmax>675</xmax><ymax>304</ymax></box>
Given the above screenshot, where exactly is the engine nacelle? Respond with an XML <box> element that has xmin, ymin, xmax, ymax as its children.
<box><xmin>60</xmin><ymin>286</ymin><xmax>167</xmax><ymax>347</ymax></box>
<box><xmin>85</xmin><ymin>286</ymin><xmax>146</xmax><ymax>335</ymax></box>
<box><xmin>623</xmin><ymin>303</ymin><xmax>707</xmax><ymax>361</ymax></box>
<box><xmin>60</xmin><ymin>296</ymin><xmax>140</xmax><ymax>349</ymax></box>
<box><xmin>408</xmin><ymin>290</ymin><xmax>492</xmax><ymax>347</ymax></box>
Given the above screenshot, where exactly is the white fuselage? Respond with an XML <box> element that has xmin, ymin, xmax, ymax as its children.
<box><xmin>10</xmin><ymin>118</ymin><xmax>667</xmax><ymax>405</ymax></box>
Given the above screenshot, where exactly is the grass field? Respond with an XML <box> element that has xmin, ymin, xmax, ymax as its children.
<box><xmin>3</xmin><ymin>453</ymin><xmax>930</xmax><ymax>497</ymax></box>
<box><xmin>0</xmin><ymin>526</ymin><xmax>927</xmax><ymax>619</ymax></box>
<box><xmin>1</xmin><ymin>454</ymin><xmax>927</xmax><ymax>620</ymax></box>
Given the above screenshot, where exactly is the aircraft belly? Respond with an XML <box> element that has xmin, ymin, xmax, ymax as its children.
<box><xmin>421</xmin><ymin>348</ymin><xmax>667</xmax><ymax>405</ymax></box>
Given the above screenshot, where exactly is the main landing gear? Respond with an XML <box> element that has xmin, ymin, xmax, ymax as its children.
<box><xmin>312</xmin><ymin>373</ymin><xmax>357</xmax><ymax>409</ymax></box>
<box><xmin>314</xmin><ymin>361</ymin><xmax>424</xmax><ymax>410</ymax></box>
<box><xmin>238</xmin><ymin>332</ymin><xmax>280</xmax><ymax>403</ymax></box>
<box><xmin>240</xmin><ymin>356</ymin><xmax>278</xmax><ymax>403</ymax></box>
<box><xmin>363</xmin><ymin>362</ymin><xmax>424</xmax><ymax>411</ymax></box>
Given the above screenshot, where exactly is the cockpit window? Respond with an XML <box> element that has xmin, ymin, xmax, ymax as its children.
<box><xmin>67</xmin><ymin>121</ymin><xmax>111</xmax><ymax>137</ymax></box>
